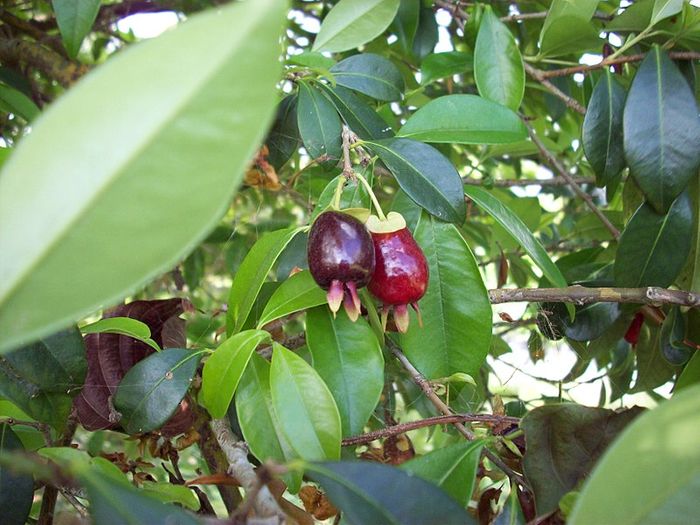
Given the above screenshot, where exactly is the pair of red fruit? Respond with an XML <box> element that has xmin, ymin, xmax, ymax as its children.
<box><xmin>307</xmin><ymin>210</ymin><xmax>428</xmax><ymax>332</ymax></box>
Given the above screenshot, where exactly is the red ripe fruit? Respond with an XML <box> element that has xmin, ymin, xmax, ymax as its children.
<box><xmin>366</xmin><ymin>212</ymin><xmax>429</xmax><ymax>333</ymax></box>
<box><xmin>624</xmin><ymin>312</ymin><xmax>644</xmax><ymax>346</ymax></box>
<box><xmin>307</xmin><ymin>210</ymin><xmax>375</xmax><ymax>321</ymax></box>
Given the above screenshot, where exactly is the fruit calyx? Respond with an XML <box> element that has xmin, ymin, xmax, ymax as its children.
<box><xmin>307</xmin><ymin>210</ymin><xmax>375</xmax><ymax>321</ymax></box>
<box><xmin>366</xmin><ymin>212</ymin><xmax>429</xmax><ymax>333</ymax></box>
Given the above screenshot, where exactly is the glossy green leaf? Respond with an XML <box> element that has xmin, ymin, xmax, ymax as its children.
<box><xmin>569</xmin><ymin>383</ymin><xmax>700</xmax><ymax>525</ymax></box>
<box><xmin>306</xmin><ymin>307</ymin><xmax>384</xmax><ymax>437</ymax></box>
<box><xmin>303</xmin><ymin>461</ymin><xmax>475</xmax><ymax>525</ymax></box>
<box><xmin>313</xmin><ymin>174</ymin><xmax>372</xmax><ymax>219</ymax></box>
<box><xmin>287</xmin><ymin>52</ymin><xmax>336</xmax><ymax>69</ymax></box>
<box><xmin>52</xmin><ymin>0</ymin><xmax>100</xmax><ymax>58</ymax></box>
<box><xmin>81</xmin><ymin>317</ymin><xmax>160</xmax><ymax>352</ymax></box>
<box><xmin>676</xmin><ymin>349</ymin><xmax>700</xmax><ymax>392</ymax></box>
<box><xmin>412</xmin><ymin>7</ymin><xmax>438</xmax><ymax>60</ymax></box>
<box><xmin>226</xmin><ymin>227</ymin><xmax>303</xmax><ymax>335</ymax></box>
<box><xmin>614</xmin><ymin>192</ymin><xmax>693</xmax><ymax>288</ymax></box>
<box><xmin>113</xmin><ymin>348</ymin><xmax>201</xmax><ymax>434</ymax></box>
<box><xmin>318</xmin><ymin>83</ymin><xmax>393</xmax><ymax>140</ymax></box>
<box><xmin>141</xmin><ymin>483</ymin><xmax>200</xmax><ymax>512</ymax></box>
<box><xmin>583</xmin><ymin>71</ymin><xmax>627</xmax><ymax>187</ymax></box>
<box><xmin>0</xmin><ymin>83</ymin><xmax>40</xmax><ymax>122</ymax></box>
<box><xmin>538</xmin><ymin>0</ymin><xmax>601</xmax><ymax>57</ymax></box>
<box><xmin>236</xmin><ymin>353</ymin><xmax>301</xmax><ymax>492</ymax></box>
<box><xmin>474</xmin><ymin>6</ymin><xmax>524</xmax><ymax>111</ymax></box>
<box><xmin>0</xmin><ymin>401</ymin><xmax>44</xmax><ymax>451</ymax></box>
<box><xmin>391</xmin><ymin>0</ymin><xmax>420</xmax><ymax>53</ymax></box>
<box><xmin>365</xmin><ymin>138</ymin><xmax>466</xmax><ymax>223</ymax></box>
<box><xmin>400</xmin><ymin>214</ymin><xmax>492</xmax><ymax>379</ymax></box>
<box><xmin>660</xmin><ymin>307</ymin><xmax>691</xmax><ymax>365</ymax></box>
<box><xmin>297</xmin><ymin>81</ymin><xmax>342</xmax><ymax>164</ymax></box>
<box><xmin>632</xmin><ymin>326</ymin><xmax>677</xmax><ymax>392</ymax></box>
<box><xmin>270</xmin><ymin>344</ymin><xmax>341</xmax><ymax>461</ymax></box>
<box><xmin>0</xmin><ymin>425</ymin><xmax>33</xmax><ymax>525</ymax></box>
<box><xmin>607</xmin><ymin>0</ymin><xmax>654</xmax><ymax>32</ymax></box>
<box><xmin>201</xmin><ymin>329</ymin><xmax>270</xmax><ymax>418</ymax></box>
<box><xmin>464</xmin><ymin>186</ymin><xmax>569</xmax><ymax>291</ymax></box>
<box><xmin>420</xmin><ymin>51</ymin><xmax>473</xmax><ymax>85</ymax></box>
<box><xmin>0</xmin><ymin>326</ymin><xmax>85</xmax><ymax>431</ymax></box>
<box><xmin>398</xmin><ymin>94</ymin><xmax>526</xmax><ymax>144</ymax></box>
<box><xmin>266</xmin><ymin>94</ymin><xmax>300</xmax><ymax>170</ymax></box>
<box><xmin>330</xmin><ymin>53</ymin><xmax>404</xmax><ymax>101</ymax></box>
<box><xmin>623</xmin><ymin>47</ymin><xmax>700</xmax><ymax>213</ymax></box>
<box><xmin>256</xmin><ymin>271</ymin><xmax>326</xmax><ymax>329</ymax></box>
<box><xmin>313</xmin><ymin>0</ymin><xmax>400</xmax><ymax>53</ymax></box>
<box><xmin>651</xmin><ymin>0</ymin><xmax>684</xmax><ymax>25</ymax></box>
<box><xmin>0</xmin><ymin>0</ymin><xmax>286</xmax><ymax>353</ymax></box>
<box><xmin>522</xmin><ymin>404</ymin><xmax>642</xmax><ymax>515</ymax></box>
<box><xmin>401</xmin><ymin>440</ymin><xmax>484</xmax><ymax>506</ymax></box>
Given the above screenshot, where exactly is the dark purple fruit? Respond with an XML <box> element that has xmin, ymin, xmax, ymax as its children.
<box><xmin>307</xmin><ymin>210</ymin><xmax>375</xmax><ymax>321</ymax></box>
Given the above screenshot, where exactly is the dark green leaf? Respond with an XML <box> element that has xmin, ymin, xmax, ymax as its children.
<box><xmin>257</xmin><ymin>271</ymin><xmax>327</xmax><ymax>329</ymax></box>
<box><xmin>474</xmin><ymin>6</ymin><xmax>524</xmax><ymax>111</ymax></box>
<box><xmin>113</xmin><ymin>348</ymin><xmax>201</xmax><ymax>434</ymax></box>
<box><xmin>538</xmin><ymin>0</ymin><xmax>601</xmax><ymax>57</ymax></box>
<box><xmin>0</xmin><ymin>0</ymin><xmax>286</xmax><ymax>353</ymax></box>
<box><xmin>140</xmin><ymin>483</ymin><xmax>200</xmax><ymax>512</ymax></box>
<box><xmin>412</xmin><ymin>7</ymin><xmax>438</xmax><ymax>60</ymax></box>
<box><xmin>660</xmin><ymin>307</ymin><xmax>691</xmax><ymax>365</ymax></box>
<box><xmin>297</xmin><ymin>81</ymin><xmax>342</xmax><ymax>165</ymax></box>
<box><xmin>676</xmin><ymin>348</ymin><xmax>700</xmax><ymax>392</ymax></box>
<box><xmin>226</xmin><ymin>227</ymin><xmax>303</xmax><ymax>335</ymax></box>
<box><xmin>401</xmin><ymin>440</ymin><xmax>484</xmax><ymax>506</ymax></box>
<box><xmin>52</xmin><ymin>0</ymin><xmax>100</xmax><ymax>58</ymax></box>
<box><xmin>569</xmin><ymin>384</ymin><xmax>700</xmax><ymax>524</ymax></box>
<box><xmin>583</xmin><ymin>71</ymin><xmax>627</xmax><ymax>187</ymax></box>
<box><xmin>304</xmin><ymin>461</ymin><xmax>475</xmax><ymax>524</ymax></box>
<box><xmin>391</xmin><ymin>0</ymin><xmax>420</xmax><ymax>53</ymax></box>
<box><xmin>614</xmin><ymin>192</ymin><xmax>693</xmax><ymax>288</ymax></box>
<box><xmin>201</xmin><ymin>330</ymin><xmax>270</xmax><ymax>419</ymax></box>
<box><xmin>563</xmin><ymin>303</ymin><xmax>621</xmax><ymax>342</ymax></box>
<box><xmin>623</xmin><ymin>47</ymin><xmax>700</xmax><ymax>213</ymax></box>
<box><xmin>400</xmin><ymin>214</ymin><xmax>492</xmax><ymax>379</ymax></box>
<box><xmin>313</xmin><ymin>0</ymin><xmax>400</xmax><ymax>53</ymax></box>
<box><xmin>318</xmin><ymin>83</ymin><xmax>393</xmax><ymax>140</ymax></box>
<box><xmin>632</xmin><ymin>326</ymin><xmax>677</xmax><ymax>392</ymax></box>
<box><xmin>330</xmin><ymin>53</ymin><xmax>404</xmax><ymax>101</ymax></box>
<box><xmin>607</xmin><ymin>0</ymin><xmax>654</xmax><ymax>32</ymax></box>
<box><xmin>522</xmin><ymin>404</ymin><xmax>643</xmax><ymax>514</ymax></box>
<box><xmin>0</xmin><ymin>425</ymin><xmax>33</xmax><ymax>525</ymax></box>
<box><xmin>266</xmin><ymin>94</ymin><xmax>300</xmax><ymax>170</ymax></box>
<box><xmin>236</xmin><ymin>353</ymin><xmax>301</xmax><ymax>492</ymax></box>
<box><xmin>270</xmin><ymin>344</ymin><xmax>341</xmax><ymax>461</ymax></box>
<box><xmin>0</xmin><ymin>83</ymin><xmax>40</xmax><ymax>122</ymax></box>
<box><xmin>651</xmin><ymin>0</ymin><xmax>684</xmax><ymax>26</ymax></box>
<box><xmin>365</xmin><ymin>138</ymin><xmax>466</xmax><ymax>223</ymax></box>
<box><xmin>420</xmin><ymin>52</ymin><xmax>473</xmax><ymax>85</ymax></box>
<box><xmin>306</xmin><ymin>307</ymin><xmax>384</xmax><ymax>436</ymax></box>
<box><xmin>398</xmin><ymin>94</ymin><xmax>526</xmax><ymax>144</ymax></box>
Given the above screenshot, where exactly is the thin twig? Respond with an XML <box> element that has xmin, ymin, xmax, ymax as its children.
<box><xmin>488</xmin><ymin>286</ymin><xmax>700</xmax><ymax>308</ymax></box>
<box><xmin>523</xmin><ymin>119</ymin><xmax>621</xmax><ymax>240</ymax></box>
<box><xmin>464</xmin><ymin>176</ymin><xmax>595</xmax><ymax>187</ymax></box>
<box><xmin>342</xmin><ymin>414</ymin><xmax>520</xmax><ymax>446</ymax></box>
<box><xmin>0</xmin><ymin>417</ymin><xmax>52</xmax><ymax>445</ymax></box>
<box><xmin>523</xmin><ymin>62</ymin><xmax>587</xmax><ymax>114</ymax></box>
<box><xmin>341</xmin><ymin>125</ymin><xmax>354</xmax><ymax>179</ymax></box>
<box><xmin>539</xmin><ymin>51</ymin><xmax>700</xmax><ymax>78</ymax></box>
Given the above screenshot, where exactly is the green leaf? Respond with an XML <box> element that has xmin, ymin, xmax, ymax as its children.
<box><xmin>522</xmin><ymin>404</ymin><xmax>643</xmax><ymax>515</ymax></box>
<box><xmin>330</xmin><ymin>53</ymin><xmax>404</xmax><ymax>101</ymax></box>
<box><xmin>201</xmin><ymin>329</ymin><xmax>270</xmax><ymax>419</ymax></box>
<box><xmin>474</xmin><ymin>6</ymin><xmax>524</xmax><ymax>111</ymax></box>
<box><xmin>81</xmin><ymin>317</ymin><xmax>160</xmax><ymax>352</ymax></box>
<box><xmin>0</xmin><ymin>0</ymin><xmax>286</xmax><ymax>353</ymax></box>
<box><xmin>0</xmin><ymin>83</ymin><xmax>40</xmax><ymax>122</ymax></box>
<box><xmin>365</xmin><ymin>138</ymin><xmax>466</xmax><ymax>223</ymax></box>
<box><xmin>236</xmin><ymin>353</ymin><xmax>302</xmax><ymax>492</ymax></box>
<box><xmin>317</xmin><ymin>83</ymin><xmax>393</xmax><ymax>140</ymax></box>
<box><xmin>401</xmin><ymin>440</ymin><xmax>484</xmax><ymax>506</ymax></box>
<box><xmin>303</xmin><ymin>461</ymin><xmax>475</xmax><ymax>525</ymax></box>
<box><xmin>651</xmin><ymin>0</ymin><xmax>684</xmax><ymax>26</ymax></box>
<box><xmin>297</xmin><ymin>81</ymin><xmax>342</xmax><ymax>165</ymax></box>
<box><xmin>623</xmin><ymin>47</ymin><xmax>700</xmax><ymax>213</ymax></box>
<box><xmin>464</xmin><ymin>185</ymin><xmax>569</xmax><ymax>290</ymax></box>
<box><xmin>141</xmin><ymin>483</ymin><xmax>200</xmax><ymax>512</ymax></box>
<box><xmin>420</xmin><ymin>52</ymin><xmax>473</xmax><ymax>85</ymax></box>
<box><xmin>226</xmin><ymin>227</ymin><xmax>303</xmax><ymax>335</ymax></box>
<box><xmin>313</xmin><ymin>174</ymin><xmax>372</xmax><ymax>219</ymax></box>
<box><xmin>569</xmin><ymin>383</ymin><xmax>700</xmax><ymax>525</ymax></box>
<box><xmin>607</xmin><ymin>0</ymin><xmax>654</xmax><ymax>32</ymax></box>
<box><xmin>0</xmin><ymin>425</ymin><xmax>33</xmax><ymax>525</ymax></box>
<box><xmin>676</xmin><ymin>348</ymin><xmax>700</xmax><ymax>392</ymax></box>
<box><xmin>400</xmin><ymin>214</ymin><xmax>492</xmax><ymax>379</ymax></box>
<box><xmin>306</xmin><ymin>307</ymin><xmax>384</xmax><ymax>437</ymax></box>
<box><xmin>538</xmin><ymin>0</ymin><xmax>601</xmax><ymax>57</ymax></box>
<box><xmin>270</xmin><ymin>344</ymin><xmax>341</xmax><ymax>461</ymax></box>
<box><xmin>582</xmin><ymin>71</ymin><xmax>626</xmax><ymax>188</ymax></box>
<box><xmin>312</xmin><ymin>0</ymin><xmax>400</xmax><ymax>53</ymax></box>
<box><xmin>398</xmin><ymin>94</ymin><xmax>526</xmax><ymax>144</ymax></box>
<box><xmin>113</xmin><ymin>348</ymin><xmax>201</xmax><ymax>434</ymax></box>
<box><xmin>391</xmin><ymin>0</ymin><xmax>420</xmax><ymax>53</ymax></box>
<box><xmin>632</xmin><ymin>326</ymin><xmax>677</xmax><ymax>392</ymax></box>
<box><xmin>614</xmin><ymin>192</ymin><xmax>693</xmax><ymax>288</ymax></box>
<box><xmin>0</xmin><ymin>326</ymin><xmax>86</xmax><ymax>431</ymax></box>
<box><xmin>287</xmin><ymin>52</ymin><xmax>336</xmax><ymax>70</ymax></box>
<box><xmin>52</xmin><ymin>0</ymin><xmax>101</xmax><ymax>58</ymax></box>
<box><xmin>266</xmin><ymin>94</ymin><xmax>301</xmax><ymax>170</ymax></box>
<box><xmin>257</xmin><ymin>271</ymin><xmax>326</xmax><ymax>329</ymax></box>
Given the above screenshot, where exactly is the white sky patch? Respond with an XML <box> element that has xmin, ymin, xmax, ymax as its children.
<box><xmin>116</xmin><ymin>11</ymin><xmax>180</xmax><ymax>39</ymax></box>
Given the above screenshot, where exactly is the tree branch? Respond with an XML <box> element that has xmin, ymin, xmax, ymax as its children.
<box><xmin>523</xmin><ymin>62</ymin><xmax>587</xmax><ymax>115</ymax></box>
<box><xmin>464</xmin><ymin>176</ymin><xmax>596</xmax><ymax>188</ymax></box>
<box><xmin>342</xmin><ymin>414</ymin><xmax>520</xmax><ymax>446</ymax></box>
<box><xmin>488</xmin><ymin>286</ymin><xmax>700</xmax><ymax>308</ymax></box>
<box><xmin>539</xmin><ymin>51</ymin><xmax>700</xmax><ymax>79</ymax></box>
<box><xmin>0</xmin><ymin>39</ymin><xmax>87</xmax><ymax>87</ymax></box>
<box><xmin>523</xmin><ymin>119</ymin><xmax>622</xmax><ymax>240</ymax></box>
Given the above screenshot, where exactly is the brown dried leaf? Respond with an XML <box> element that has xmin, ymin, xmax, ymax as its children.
<box><xmin>299</xmin><ymin>485</ymin><xmax>338</xmax><ymax>521</ymax></box>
